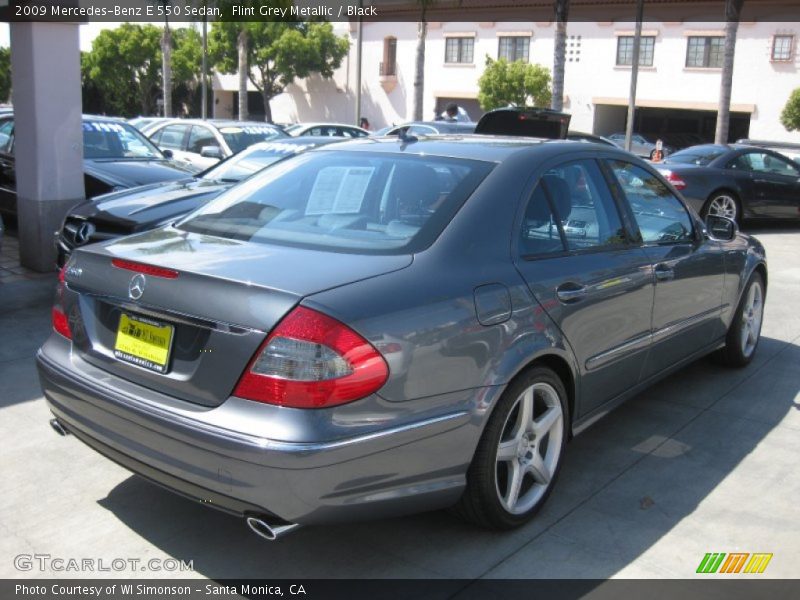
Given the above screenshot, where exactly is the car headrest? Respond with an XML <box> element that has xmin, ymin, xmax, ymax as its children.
<box><xmin>392</xmin><ymin>163</ymin><xmax>441</xmax><ymax>214</ymax></box>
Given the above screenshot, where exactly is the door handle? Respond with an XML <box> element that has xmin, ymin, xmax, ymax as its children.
<box><xmin>556</xmin><ymin>283</ymin><xmax>587</xmax><ymax>303</ymax></box>
<box><xmin>654</xmin><ymin>264</ymin><xmax>675</xmax><ymax>281</ymax></box>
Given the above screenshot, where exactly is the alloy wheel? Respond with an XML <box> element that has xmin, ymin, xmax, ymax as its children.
<box><xmin>495</xmin><ymin>382</ymin><xmax>564</xmax><ymax>515</ymax></box>
<box><xmin>707</xmin><ymin>195</ymin><xmax>738</xmax><ymax>221</ymax></box>
<box><xmin>740</xmin><ymin>279</ymin><xmax>764</xmax><ymax>358</ymax></box>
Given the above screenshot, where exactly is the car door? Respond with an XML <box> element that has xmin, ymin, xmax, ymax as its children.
<box><xmin>152</xmin><ymin>123</ymin><xmax>191</xmax><ymax>166</ymax></box>
<box><xmin>514</xmin><ymin>157</ymin><xmax>655</xmax><ymax>417</ymax></box>
<box><xmin>186</xmin><ymin>125</ymin><xmax>223</xmax><ymax>170</ymax></box>
<box><xmin>747</xmin><ymin>151</ymin><xmax>800</xmax><ymax>219</ymax></box>
<box><xmin>0</xmin><ymin>118</ymin><xmax>15</xmax><ymax>215</ymax></box>
<box><xmin>605</xmin><ymin>159</ymin><xmax>726</xmax><ymax>380</ymax></box>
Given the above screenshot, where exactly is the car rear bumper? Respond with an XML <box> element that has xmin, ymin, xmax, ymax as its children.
<box><xmin>36</xmin><ymin>335</ymin><xmax>480</xmax><ymax>525</ymax></box>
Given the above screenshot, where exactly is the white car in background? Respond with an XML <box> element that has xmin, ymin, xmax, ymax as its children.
<box><xmin>147</xmin><ymin>119</ymin><xmax>287</xmax><ymax>170</ymax></box>
<box><xmin>284</xmin><ymin>122</ymin><xmax>369</xmax><ymax>138</ymax></box>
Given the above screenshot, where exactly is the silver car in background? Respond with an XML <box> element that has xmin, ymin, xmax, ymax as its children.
<box><xmin>38</xmin><ymin>136</ymin><xmax>766</xmax><ymax>539</ymax></box>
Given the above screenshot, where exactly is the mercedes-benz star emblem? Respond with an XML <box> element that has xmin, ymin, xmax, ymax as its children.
<box><xmin>128</xmin><ymin>274</ymin><xmax>146</xmax><ymax>300</ymax></box>
<box><xmin>73</xmin><ymin>222</ymin><xmax>95</xmax><ymax>245</ymax></box>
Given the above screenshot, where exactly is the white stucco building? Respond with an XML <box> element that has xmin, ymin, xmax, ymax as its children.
<box><xmin>213</xmin><ymin>9</ymin><xmax>799</xmax><ymax>145</ymax></box>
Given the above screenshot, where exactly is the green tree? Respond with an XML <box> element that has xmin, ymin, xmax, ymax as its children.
<box><xmin>172</xmin><ymin>27</ymin><xmax>204</xmax><ymax>115</ymax></box>
<box><xmin>210</xmin><ymin>20</ymin><xmax>349</xmax><ymax>123</ymax></box>
<box><xmin>780</xmin><ymin>88</ymin><xmax>800</xmax><ymax>132</ymax></box>
<box><xmin>0</xmin><ymin>47</ymin><xmax>10</xmax><ymax>104</ymax></box>
<box><xmin>477</xmin><ymin>57</ymin><xmax>552</xmax><ymax>111</ymax></box>
<box><xmin>83</xmin><ymin>24</ymin><xmax>163</xmax><ymax>116</ymax></box>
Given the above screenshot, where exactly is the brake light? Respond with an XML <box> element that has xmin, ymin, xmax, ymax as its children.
<box><xmin>52</xmin><ymin>265</ymin><xmax>72</xmax><ymax>339</ymax></box>
<box><xmin>111</xmin><ymin>259</ymin><xmax>179</xmax><ymax>279</ymax></box>
<box><xmin>52</xmin><ymin>307</ymin><xmax>72</xmax><ymax>339</ymax></box>
<box><xmin>660</xmin><ymin>169</ymin><xmax>687</xmax><ymax>190</ymax></box>
<box><xmin>234</xmin><ymin>306</ymin><xmax>389</xmax><ymax>409</ymax></box>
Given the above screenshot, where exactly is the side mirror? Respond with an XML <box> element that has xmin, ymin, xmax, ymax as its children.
<box><xmin>161</xmin><ymin>148</ymin><xmax>174</xmax><ymax>159</ymax></box>
<box><xmin>200</xmin><ymin>146</ymin><xmax>223</xmax><ymax>159</ymax></box>
<box><xmin>704</xmin><ymin>214</ymin><xmax>738</xmax><ymax>242</ymax></box>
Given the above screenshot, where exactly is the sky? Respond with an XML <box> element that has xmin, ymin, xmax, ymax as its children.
<box><xmin>0</xmin><ymin>22</ymin><xmax>190</xmax><ymax>52</ymax></box>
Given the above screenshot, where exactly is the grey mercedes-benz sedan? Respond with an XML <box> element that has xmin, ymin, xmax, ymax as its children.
<box><xmin>37</xmin><ymin>135</ymin><xmax>766</xmax><ymax>538</ymax></box>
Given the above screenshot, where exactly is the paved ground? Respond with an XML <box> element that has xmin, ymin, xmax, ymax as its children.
<box><xmin>1</xmin><ymin>225</ymin><xmax>798</xmax><ymax>581</ymax></box>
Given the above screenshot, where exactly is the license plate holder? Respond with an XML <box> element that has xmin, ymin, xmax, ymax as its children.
<box><xmin>113</xmin><ymin>313</ymin><xmax>174</xmax><ymax>374</ymax></box>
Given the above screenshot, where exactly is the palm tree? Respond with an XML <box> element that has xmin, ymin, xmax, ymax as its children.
<box><xmin>159</xmin><ymin>1</ymin><xmax>172</xmax><ymax>117</ymax></box>
<box><xmin>412</xmin><ymin>1</ymin><xmax>435</xmax><ymax>121</ymax></box>
<box><xmin>237</xmin><ymin>28</ymin><xmax>249</xmax><ymax>121</ymax></box>
<box><xmin>714</xmin><ymin>0</ymin><xmax>745</xmax><ymax>144</ymax></box>
<box><xmin>551</xmin><ymin>0</ymin><xmax>570</xmax><ymax>111</ymax></box>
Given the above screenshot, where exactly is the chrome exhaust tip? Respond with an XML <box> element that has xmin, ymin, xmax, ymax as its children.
<box><xmin>49</xmin><ymin>418</ymin><xmax>69</xmax><ymax>436</ymax></box>
<box><xmin>246</xmin><ymin>516</ymin><xmax>301</xmax><ymax>541</ymax></box>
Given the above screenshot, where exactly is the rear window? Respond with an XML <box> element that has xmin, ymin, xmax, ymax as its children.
<box><xmin>178</xmin><ymin>151</ymin><xmax>493</xmax><ymax>254</ymax></box>
<box><xmin>666</xmin><ymin>148</ymin><xmax>725</xmax><ymax>166</ymax></box>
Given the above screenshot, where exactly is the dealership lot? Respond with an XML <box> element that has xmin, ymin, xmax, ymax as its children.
<box><xmin>0</xmin><ymin>224</ymin><xmax>798</xmax><ymax>580</ymax></box>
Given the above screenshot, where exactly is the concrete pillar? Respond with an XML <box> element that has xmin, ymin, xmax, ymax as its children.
<box><xmin>10</xmin><ymin>22</ymin><xmax>84</xmax><ymax>272</ymax></box>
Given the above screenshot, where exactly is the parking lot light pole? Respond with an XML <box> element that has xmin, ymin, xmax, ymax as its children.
<box><xmin>202</xmin><ymin>17</ymin><xmax>208</xmax><ymax>120</ymax></box>
<box><xmin>624</xmin><ymin>0</ymin><xmax>645</xmax><ymax>153</ymax></box>
<box><xmin>354</xmin><ymin>3</ymin><xmax>363</xmax><ymax>126</ymax></box>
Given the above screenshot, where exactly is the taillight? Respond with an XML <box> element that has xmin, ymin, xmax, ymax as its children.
<box><xmin>52</xmin><ymin>265</ymin><xmax>72</xmax><ymax>339</ymax></box>
<box><xmin>233</xmin><ymin>306</ymin><xmax>389</xmax><ymax>409</ymax></box>
<box><xmin>661</xmin><ymin>169</ymin><xmax>687</xmax><ymax>190</ymax></box>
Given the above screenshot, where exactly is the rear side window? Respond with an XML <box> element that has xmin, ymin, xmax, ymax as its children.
<box><xmin>179</xmin><ymin>151</ymin><xmax>493</xmax><ymax>254</ymax></box>
<box><xmin>520</xmin><ymin>159</ymin><xmax>628</xmax><ymax>256</ymax></box>
<box><xmin>607</xmin><ymin>160</ymin><xmax>694</xmax><ymax>244</ymax></box>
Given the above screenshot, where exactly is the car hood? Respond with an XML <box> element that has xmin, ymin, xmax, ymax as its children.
<box><xmin>84</xmin><ymin>158</ymin><xmax>198</xmax><ymax>188</ymax></box>
<box><xmin>69</xmin><ymin>179</ymin><xmax>232</xmax><ymax>230</ymax></box>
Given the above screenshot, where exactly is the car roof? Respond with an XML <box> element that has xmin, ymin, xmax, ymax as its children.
<box><xmin>292</xmin><ymin>122</ymin><xmax>365</xmax><ymax>129</ymax></box>
<box><xmin>311</xmin><ymin>134</ymin><xmax>626</xmax><ymax>163</ymax></box>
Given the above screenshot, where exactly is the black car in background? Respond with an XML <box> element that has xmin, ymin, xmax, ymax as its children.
<box><xmin>56</xmin><ymin>136</ymin><xmax>344</xmax><ymax>266</ymax></box>
<box><xmin>656</xmin><ymin>144</ymin><xmax>800</xmax><ymax>223</ymax></box>
<box><xmin>0</xmin><ymin>115</ymin><xmax>196</xmax><ymax>219</ymax></box>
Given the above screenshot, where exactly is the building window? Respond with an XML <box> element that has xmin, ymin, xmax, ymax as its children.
<box><xmin>498</xmin><ymin>36</ymin><xmax>530</xmax><ymax>62</ymax></box>
<box><xmin>616</xmin><ymin>36</ymin><xmax>655</xmax><ymax>66</ymax></box>
<box><xmin>445</xmin><ymin>37</ymin><xmax>474</xmax><ymax>64</ymax></box>
<box><xmin>381</xmin><ymin>37</ymin><xmax>397</xmax><ymax>76</ymax></box>
<box><xmin>772</xmin><ymin>34</ymin><xmax>794</xmax><ymax>61</ymax></box>
<box><xmin>686</xmin><ymin>36</ymin><xmax>724</xmax><ymax>68</ymax></box>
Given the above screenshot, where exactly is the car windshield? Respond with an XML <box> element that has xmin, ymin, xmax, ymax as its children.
<box><xmin>218</xmin><ymin>124</ymin><xmax>285</xmax><ymax>153</ymax></box>
<box><xmin>666</xmin><ymin>147</ymin><xmax>726</xmax><ymax>166</ymax></box>
<box><xmin>179</xmin><ymin>151</ymin><xmax>494</xmax><ymax>254</ymax></box>
<box><xmin>83</xmin><ymin>121</ymin><xmax>164</xmax><ymax>159</ymax></box>
<box><xmin>203</xmin><ymin>141</ymin><xmax>320</xmax><ymax>182</ymax></box>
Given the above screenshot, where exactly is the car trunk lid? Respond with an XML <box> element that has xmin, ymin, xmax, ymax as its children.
<box><xmin>63</xmin><ymin>228</ymin><xmax>411</xmax><ymax>406</ymax></box>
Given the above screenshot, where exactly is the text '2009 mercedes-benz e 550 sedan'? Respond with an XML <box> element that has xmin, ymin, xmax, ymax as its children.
<box><xmin>37</xmin><ymin>135</ymin><xmax>766</xmax><ymax>539</ymax></box>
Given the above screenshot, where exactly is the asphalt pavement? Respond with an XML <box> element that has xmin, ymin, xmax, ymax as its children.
<box><xmin>1</xmin><ymin>224</ymin><xmax>798</xmax><ymax>580</ymax></box>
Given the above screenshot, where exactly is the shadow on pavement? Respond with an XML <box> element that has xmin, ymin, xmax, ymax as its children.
<box><xmin>95</xmin><ymin>336</ymin><xmax>799</xmax><ymax>580</ymax></box>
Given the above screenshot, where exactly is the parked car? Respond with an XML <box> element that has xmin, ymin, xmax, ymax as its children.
<box><xmin>128</xmin><ymin>117</ymin><xmax>172</xmax><ymax>136</ymax></box>
<box><xmin>56</xmin><ymin>136</ymin><xmax>344</xmax><ymax>266</ymax></box>
<box><xmin>566</xmin><ymin>131</ymin><xmax>617</xmax><ymax>147</ymax></box>
<box><xmin>284</xmin><ymin>122</ymin><xmax>369</xmax><ymax>138</ymax></box>
<box><xmin>607</xmin><ymin>132</ymin><xmax>674</xmax><ymax>159</ymax></box>
<box><xmin>0</xmin><ymin>114</ymin><xmax>197</xmax><ymax>218</ymax></box>
<box><xmin>146</xmin><ymin>119</ymin><xmax>287</xmax><ymax>171</ymax></box>
<box><xmin>737</xmin><ymin>138</ymin><xmax>800</xmax><ymax>164</ymax></box>
<box><xmin>39</xmin><ymin>136</ymin><xmax>766</xmax><ymax>538</ymax></box>
<box><xmin>379</xmin><ymin>121</ymin><xmax>476</xmax><ymax>136</ymax></box>
<box><xmin>657</xmin><ymin>143</ymin><xmax>800</xmax><ymax>223</ymax></box>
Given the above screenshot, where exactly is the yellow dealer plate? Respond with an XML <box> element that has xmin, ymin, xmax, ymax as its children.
<box><xmin>113</xmin><ymin>313</ymin><xmax>174</xmax><ymax>374</ymax></box>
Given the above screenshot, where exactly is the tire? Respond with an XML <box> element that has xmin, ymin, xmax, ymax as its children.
<box><xmin>714</xmin><ymin>272</ymin><xmax>765</xmax><ymax>368</ymax></box>
<box><xmin>453</xmin><ymin>366</ymin><xmax>569</xmax><ymax>530</ymax></box>
<box><xmin>702</xmin><ymin>191</ymin><xmax>741</xmax><ymax>225</ymax></box>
